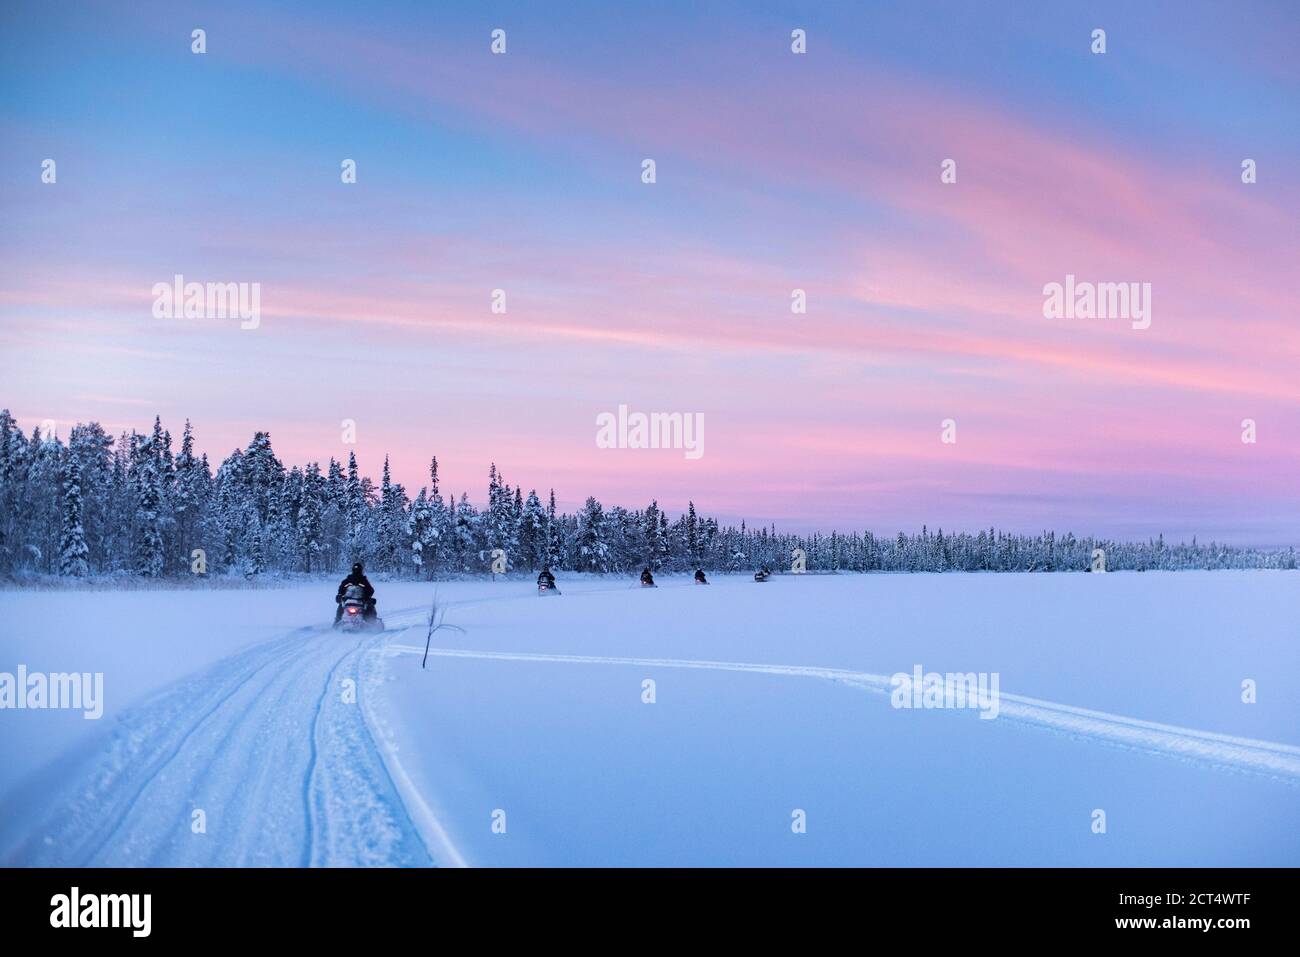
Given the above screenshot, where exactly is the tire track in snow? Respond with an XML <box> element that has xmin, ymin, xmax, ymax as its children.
<box><xmin>356</xmin><ymin>638</ymin><xmax>469</xmax><ymax>868</ymax></box>
<box><xmin>301</xmin><ymin>628</ymin><xmax>438</xmax><ymax>867</ymax></box>
<box><xmin>10</xmin><ymin>631</ymin><xmax>312</xmax><ymax>865</ymax></box>
<box><xmin>5</xmin><ymin>623</ymin><xmax>450</xmax><ymax>866</ymax></box>
<box><xmin>302</xmin><ymin>634</ymin><xmax>361</xmax><ymax>866</ymax></box>
<box><xmin>149</xmin><ymin>627</ymin><xmax>348</xmax><ymax>866</ymax></box>
<box><xmin>400</xmin><ymin>646</ymin><xmax>1300</xmax><ymax>783</ymax></box>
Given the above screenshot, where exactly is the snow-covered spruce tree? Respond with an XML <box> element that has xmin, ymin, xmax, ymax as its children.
<box><xmin>686</xmin><ymin>501</ymin><xmax>700</xmax><ymax>568</ymax></box>
<box><xmin>268</xmin><ymin>467</ymin><xmax>300</xmax><ymax>572</ymax></box>
<box><xmin>389</xmin><ymin>484</ymin><xmax>410</xmax><ymax>574</ymax></box>
<box><xmin>148</xmin><ymin>416</ymin><xmax>178</xmax><ymax>565</ymax></box>
<box><xmin>17</xmin><ymin>424</ymin><xmax>61</xmax><ymax>573</ymax></box>
<box><xmin>0</xmin><ymin>410</ymin><xmax>28</xmax><ymax>572</ymax></box>
<box><xmin>320</xmin><ymin>458</ymin><xmax>346</xmax><ymax>571</ymax></box>
<box><xmin>727</xmin><ymin>520</ymin><xmax>748</xmax><ymax>572</ymax></box>
<box><xmin>344</xmin><ymin>451</ymin><xmax>364</xmax><ymax>562</ymax></box>
<box><xmin>575</xmin><ymin>496</ymin><xmax>610</xmax><ymax>573</ymax></box>
<box><xmin>377</xmin><ymin>456</ymin><xmax>407</xmax><ymax>574</ymax></box>
<box><xmin>453</xmin><ymin>492</ymin><xmax>480</xmax><ymax>572</ymax></box>
<box><xmin>643</xmin><ymin>500</ymin><xmax>662</xmax><ymax>570</ymax></box>
<box><xmin>520</xmin><ymin>489</ymin><xmax>546</xmax><ymax>571</ymax></box>
<box><xmin>131</xmin><ymin>436</ymin><xmax>166</xmax><ymax>577</ymax></box>
<box><xmin>377</xmin><ymin>457</ymin><xmax>395</xmax><ymax>571</ymax></box>
<box><xmin>512</xmin><ymin>487</ymin><xmax>524</xmax><ymax>562</ymax></box>
<box><xmin>241</xmin><ymin>431</ymin><xmax>283</xmax><ymax>526</ymax></box>
<box><xmin>483</xmin><ymin>464</ymin><xmax>518</xmax><ymax>570</ymax></box>
<box><xmin>100</xmin><ymin>434</ymin><xmax>129</xmax><ymax>572</ymax></box>
<box><xmin>210</xmin><ymin>450</ymin><xmax>236</xmax><ymax>572</ymax></box>
<box><xmin>545</xmin><ymin>488</ymin><xmax>564</xmax><ymax>570</ymax></box>
<box><xmin>667</xmin><ymin>513</ymin><xmax>687</xmax><ymax>571</ymax></box>
<box><xmin>658</xmin><ymin>511</ymin><xmax>672</xmax><ymax>571</ymax></box>
<box><xmin>407</xmin><ymin>487</ymin><xmax>430</xmax><ymax>577</ymax></box>
<box><xmin>171</xmin><ymin>420</ymin><xmax>206</xmax><ymax>573</ymax></box>
<box><xmin>613</xmin><ymin>505</ymin><xmax>632</xmax><ymax>569</ymax></box>
<box><xmin>59</xmin><ymin>452</ymin><xmax>89</xmax><ymax>577</ymax></box>
<box><xmin>297</xmin><ymin>462</ymin><xmax>325</xmax><ymax>573</ymax></box>
<box><xmin>67</xmin><ymin>421</ymin><xmax>114</xmax><ymax>573</ymax></box>
<box><xmin>483</xmin><ymin>464</ymin><xmax>497</xmax><ymax>561</ymax></box>
<box><xmin>602</xmin><ymin>505</ymin><xmax>629</xmax><ymax>573</ymax></box>
<box><xmin>440</xmin><ymin>493</ymin><xmax>457</xmax><ymax>571</ymax></box>
<box><xmin>244</xmin><ymin>503</ymin><xmax>265</xmax><ymax>577</ymax></box>
<box><xmin>421</xmin><ymin>456</ymin><xmax>446</xmax><ymax>576</ymax></box>
<box><xmin>355</xmin><ymin>470</ymin><xmax>380</xmax><ymax>566</ymax></box>
<box><xmin>701</xmin><ymin>515</ymin><xmax>719</xmax><ymax>567</ymax></box>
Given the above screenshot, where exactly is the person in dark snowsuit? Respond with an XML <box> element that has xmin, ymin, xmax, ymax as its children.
<box><xmin>640</xmin><ymin>567</ymin><xmax>656</xmax><ymax>587</ymax></box>
<box><xmin>694</xmin><ymin>569</ymin><xmax>708</xmax><ymax>584</ymax></box>
<box><xmin>537</xmin><ymin>567</ymin><xmax>557</xmax><ymax>590</ymax></box>
<box><xmin>754</xmin><ymin>566</ymin><xmax>771</xmax><ymax>582</ymax></box>
<box><xmin>335</xmin><ymin>562</ymin><xmax>377</xmax><ymax>621</ymax></box>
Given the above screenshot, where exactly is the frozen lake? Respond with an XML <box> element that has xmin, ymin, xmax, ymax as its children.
<box><xmin>2</xmin><ymin>571</ymin><xmax>1297</xmax><ymax>865</ymax></box>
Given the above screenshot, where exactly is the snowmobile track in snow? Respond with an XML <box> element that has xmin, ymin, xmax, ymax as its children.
<box><xmin>3</xmin><ymin>610</ymin><xmax>455</xmax><ymax>867</ymax></box>
<box><xmin>403</xmin><ymin>646</ymin><xmax>1300</xmax><ymax>784</ymax></box>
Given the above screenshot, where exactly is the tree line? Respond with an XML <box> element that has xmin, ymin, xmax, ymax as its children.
<box><xmin>0</xmin><ymin>410</ymin><xmax>1293</xmax><ymax>580</ymax></box>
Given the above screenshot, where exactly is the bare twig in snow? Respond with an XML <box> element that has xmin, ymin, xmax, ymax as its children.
<box><xmin>423</xmin><ymin>588</ymin><xmax>465</xmax><ymax>669</ymax></box>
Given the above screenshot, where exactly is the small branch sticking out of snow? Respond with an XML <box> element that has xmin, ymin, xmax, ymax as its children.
<box><xmin>422</xmin><ymin>589</ymin><xmax>464</xmax><ymax>669</ymax></box>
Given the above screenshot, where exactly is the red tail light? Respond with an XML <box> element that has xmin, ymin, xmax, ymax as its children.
<box><xmin>347</xmin><ymin>606</ymin><xmax>359</xmax><ymax>615</ymax></box>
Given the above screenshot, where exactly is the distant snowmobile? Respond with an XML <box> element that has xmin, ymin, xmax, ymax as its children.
<box><xmin>640</xmin><ymin>568</ymin><xmax>657</xmax><ymax>588</ymax></box>
<box><xmin>335</xmin><ymin>583</ymin><xmax>384</xmax><ymax>632</ymax></box>
<box><xmin>537</xmin><ymin>568</ymin><xmax>560</xmax><ymax>596</ymax></box>
<box><xmin>694</xmin><ymin>569</ymin><xmax>708</xmax><ymax>585</ymax></box>
<box><xmin>753</xmin><ymin>567</ymin><xmax>772</xmax><ymax>583</ymax></box>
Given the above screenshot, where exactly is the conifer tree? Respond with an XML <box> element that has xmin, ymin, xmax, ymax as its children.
<box><xmin>132</xmin><ymin>436</ymin><xmax>165</xmax><ymax>577</ymax></box>
<box><xmin>59</xmin><ymin>453</ymin><xmax>89</xmax><ymax>577</ymax></box>
<box><xmin>521</xmin><ymin>489</ymin><xmax>546</xmax><ymax>570</ymax></box>
<box><xmin>575</xmin><ymin>496</ymin><xmax>609</xmax><ymax>573</ymax></box>
<box><xmin>686</xmin><ymin>501</ymin><xmax>699</xmax><ymax>567</ymax></box>
<box><xmin>545</xmin><ymin>488</ymin><xmax>563</xmax><ymax>569</ymax></box>
<box><xmin>298</xmin><ymin>462</ymin><xmax>324</xmax><ymax>572</ymax></box>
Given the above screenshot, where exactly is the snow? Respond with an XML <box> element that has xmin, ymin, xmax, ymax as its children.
<box><xmin>2</xmin><ymin>571</ymin><xmax>1297</xmax><ymax>866</ymax></box>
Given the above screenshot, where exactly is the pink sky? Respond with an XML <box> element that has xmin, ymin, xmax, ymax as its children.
<box><xmin>2</xmin><ymin>1</ymin><xmax>1297</xmax><ymax>542</ymax></box>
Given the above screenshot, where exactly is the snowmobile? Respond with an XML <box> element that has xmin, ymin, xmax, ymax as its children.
<box><xmin>335</xmin><ymin>584</ymin><xmax>384</xmax><ymax>632</ymax></box>
<box><xmin>639</xmin><ymin>569</ymin><xmax>657</xmax><ymax>588</ymax></box>
<box><xmin>753</xmin><ymin>567</ymin><xmax>772</xmax><ymax>583</ymax></box>
<box><xmin>694</xmin><ymin>569</ymin><xmax>709</xmax><ymax>585</ymax></box>
<box><xmin>537</xmin><ymin>572</ymin><xmax>561</xmax><ymax>596</ymax></box>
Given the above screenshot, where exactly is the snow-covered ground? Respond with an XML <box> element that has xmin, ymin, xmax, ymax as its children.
<box><xmin>2</xmin><ymin>571</ymin><xmax>1297</xmax><ymax>866</ymax></box>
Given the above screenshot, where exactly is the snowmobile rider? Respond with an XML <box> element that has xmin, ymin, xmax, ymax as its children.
<box><xmin>694</xmin><ymin>568</ymin><xmax>708</xmax><ymax>584</ymax></box>
<box><xmin>538</xmin><ymin>567</ymin><xmax>556</xmax><ymax>588</ymax></box>
<box><xmin>640</xmin><ymin>567</ymin><xmax>655</xmax><ymax>586</ymax></box>
<box><xmin>335</xmin><ymin>562</ymin><xmax>377</xmax><ymax>622</ymax></box>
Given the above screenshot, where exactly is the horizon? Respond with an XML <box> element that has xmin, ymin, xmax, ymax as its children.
<box><xmin>10</xmin><ymin>406</ymin><xmax>1297</xmax><ymax>551</ymax></box>
<box><xmin>3</xmin><ymin>1</ymin><xmax>1297</xmax><ymax>546</ymax></box>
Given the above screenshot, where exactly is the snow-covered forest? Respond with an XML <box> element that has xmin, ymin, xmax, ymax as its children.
<box><xmin>1</xmin><ymin>410</ymin><xmax>1294</xmax><ymax>580</ymax></box>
